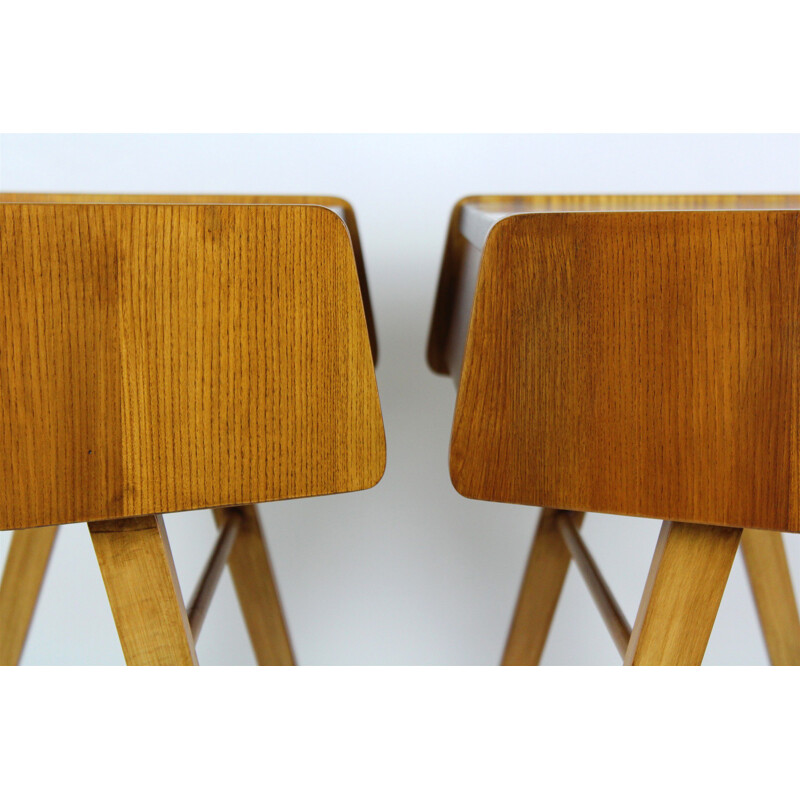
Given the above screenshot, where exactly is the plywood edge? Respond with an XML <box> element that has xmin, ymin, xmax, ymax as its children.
<box><xmin>331</xmin><ymin>200</ymin><xmax>378</xmax><ymax>365</ymax></box>
<box><xmin>426</xmin><ymin>196</ymin><xmax>486</xmax><ymax>375</ymax></box>
<box><xmin>447</xmin><ymin>214</ymin><xmax>517</xmax><ymax>499</ymax></box>
<box><xmin>429</xmin><ymin>195</ymin><xmax>800</xmax><ymax>376</ymax></box>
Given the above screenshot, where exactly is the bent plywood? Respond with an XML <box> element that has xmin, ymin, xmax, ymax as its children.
<box><xmin>0</xmin><ymin>200</ymin><xmax>385</xmax><ymax>528</ymax></box>
<box><xmin>429</xmin><ymin>195</ymin><xmax>800</xmax><ymax>532</ymax></box>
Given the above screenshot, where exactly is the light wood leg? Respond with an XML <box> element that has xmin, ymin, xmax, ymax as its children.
<box><xmin>215</xmin><ymin>505</ymin><xmax>294</xmax><ymax>666</ymax></box>
<box><xmin>502</xmin><ymin>509</ymin><xmax>582</xmax><ymax>665</ymax></box>
<box><xmin>624</xmin><ymin>521</ymin><xmax>741</xmax><ymax>666</ymax></box>
<box><xmin>0</xmin><ymin>526</ymin><xmax>58</xmax><ymax>665</ymax></box>
<box><xmin>90</xmin><ymin>515</ymin><xmax>197</xmax><ymax>666</ymax></box>
<box><xmin>741</xmin><ymin>529</ymin><xmax>800</xmax><ymax>665</ymax></box>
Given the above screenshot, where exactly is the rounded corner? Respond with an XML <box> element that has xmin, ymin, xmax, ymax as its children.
<box><xmin>309</xmin><ymin>203</ymin><xmax>352</xmax><ymax>240</ymax></box>
<box><xmin>484</xmin><ymin>212</ymin><xmax>518</xmax><ymax>245</ymax></box>
<box><xmin>331</xmin><ymin>196</ymin><xmax>355</xmax><ymax>214</ymax></box>
<box><xmin>448</xmin><ymin>443</ymin><xmax>474</xmax><ymax>500</ymax></box>
<box><xmin>365</xmin><ymin>446</ymin><xmax>387</xmax><ymax>491</ymax></box>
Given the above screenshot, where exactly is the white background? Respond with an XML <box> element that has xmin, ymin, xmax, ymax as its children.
<box><xmin>1</xmin><ymin>134</ymin><xmax>799</xmax><ymax>665</ymax></box>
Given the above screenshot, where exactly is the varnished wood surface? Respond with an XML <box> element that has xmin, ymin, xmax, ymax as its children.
<box><xmin>0</xmin><ymin>202</ymin><xmax>385</xmax><ymax>529</ymax></box>
<box><xmin>439</xmin><ymin>198</ymin><xmax>800</xmax><ymax>530</ymax></box>
<box><xmin>216</xmin><ymin>506</ymin><xmax>294</xmax><ymax>665</ymax></box>
<box><xmin>502</xmin><ymin>509</ymin><xmax>579</xmax><ymax>665</ymax></box>
<box><xmin>0</xmin><ymin>193</ymin><xmax>377</xmax><ymax>362</ymax></box>
<box><xmin>90</xmin><ymin>515</ymin><xmax>197</xmax><ymax>665</ymax></box>
<box><xmin>624</xmin><ymin>521</ymin><xmax>741</xmax><ymax>665</ymax></box>
<box><xmin>428</xmin><ymin>195</ymin><xmax>800</xmax><ymax>376</ymax></box>
<box><xmin>0</xmin><ymin>526</ymin><xmax>58</xmax><ymax>665</ymax></box>
<box><xmin>741</xmin><ymin>529</ymin><xmax>800</xmax><ymax>665</ymax></box>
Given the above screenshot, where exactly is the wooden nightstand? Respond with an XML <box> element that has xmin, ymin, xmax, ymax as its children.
<box><xmin>0</xmin><ymin>194</ymin><xmax>385</xmax><ymax>665</ymax></box>
<box><xmin>428</xmin><ymin>195</ymin><xmax>800</xmax><ymax>665</ymax></box>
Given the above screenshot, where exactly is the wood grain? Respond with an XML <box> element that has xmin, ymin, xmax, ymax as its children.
<box><xmin>741</xmin><ymin>528</ymin><xmax>800</xmax><ymax>665</ymax></box>
<box><xmin>428</xmin><ymin>194</ymin><xmax>800</xmax><ymax>376</ymax></box>
<box><xmin>0</xmin><ymin>526</ymin><xmax>58</xmax><ymax>665</ymax></box>
<box><xmin>443</xmin><ymin>202</ymin><xmax>800</xmax><ymax>531</ymax></box>
<box><xmin>0</xmin><ymin>194</ymin><xmax>377</xmax><ymax>363</ymax></box>
<box><xmin>502</xmin><ymin>509</ymin><xmax>579</xmax><ymax>665</ymax></box>
<box><xmin>216</xmin><ymin>505</ymin><xmax>294</xmax><ymax>665</ymax></box>
<box><xmin>624</xmin><ymin>521</ymin><xmax>741</xmax><ymax>665</ymax></box>
<box><xmin>90</xmin><ymin>515</ymin><xmax>197</xmax><ymax>666</ymax></box>
<box><xmin>0</xmin><ymin>202</ymin><xmax>385</xmax><ymax>529</ymax></box>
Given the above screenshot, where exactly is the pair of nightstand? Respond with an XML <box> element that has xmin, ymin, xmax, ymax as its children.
<box><xmin>2</xmin><ymin>193</ymin><xmax>798</xmax><ymax>665</ymax></box>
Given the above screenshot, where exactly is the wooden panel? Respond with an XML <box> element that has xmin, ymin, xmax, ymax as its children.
<box><xmin>0</xmin><ymin>203</ymin><xmax>385</xmax><ymax>528</ymax></box>
<box><xmin>741</xmin><ymin>528</ymin><xmax>800</xmax><ymax>665</ymax></box>
<box><xmin>90</xmin><ymin>515</ymin><xmax>197</xmax><ymax>666</ymax></box>
<box><xmin>428</xmin><ymin>195</ymin><xmax>800</xmax><ymax>376</ymax></box>
<box><xmin>625</xmin><ymin>521</ymin><xmax>741</xmax><ymax>666</ymax></box>
<box><xmin>0</xmin><ymin>526</ymin><xmax>58</xmax><ymax>665</ymax></box>
<box><xmin>428</xmin><ymin>199</ymin><xmax>473</xmax><ymax>375</ymax></box>
<box><xmin>447</xmin><ymin>208</ymin><xmax>800</xmax><ymax>531</ymax></box>
<box><xmin>0</xmin><ymin>194</ymin><xmax>378</xmax><ymax>362</ymax></box>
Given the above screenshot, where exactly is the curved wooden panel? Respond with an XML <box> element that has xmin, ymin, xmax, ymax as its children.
<box><xmin>428</xmin><ymin>194</ymin><xmax>800</xmax><ymax>377</ymax></box>
<box><xmin>0</xmin><ymin>194</ymin><xmax>377</xmax><ymax>362</ymax></box>
<box><xmin>0</xmin><ymin>203</ymin><xmax>385</xmax><ymax>528</ymax></box>
<box><xmin>443</xmin><ymin>201</ymin><xmax>800</xmax><ymax>531</ymax></box>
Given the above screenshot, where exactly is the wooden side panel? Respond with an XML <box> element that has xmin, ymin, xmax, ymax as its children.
<box><xmin>450</xmin><ymin>210</ymin><xmax>800</xmax><ymax>531</ymax></box>
<box><xmin>0</xmin><ymin>194</ymin><xmax>378</xmax><ymax>363</ymax></box>
<box><xmin>427</xmin><ymin>200</ymin><xmax>472</xmax><ymax>374</ymax></box>
<box><xmin>0</xmin><ymin>204</ymin><xmax>385</xmax><ymax>528</ymax></box>
<box><xmin>427</xmin><ymin>195</ymin><xmax>800</xmax><ymax>378</ymax></box>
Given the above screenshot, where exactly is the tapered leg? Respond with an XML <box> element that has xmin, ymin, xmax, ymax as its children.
<box><xmin>624</xmin><ymin>521</ymin><xmax>741</xmax><ymax>666</ymax></box>
<box><xmin>502</xmin><ymin>509</ymin><xmax>582</xmax><ymax>665</ymax></box>
<box><xmin>90</xmin><ymin>515</ymin><xmax>197</xmax><ymax>666</ymax></box>
<box><xmin>741</xmin><ymin>529</ymin><xmax>800</xmax><ymax>665</ymax></box>
<box><xmin>0</xmin><ymin>526</ymin><xmax>59</xmax><ymax>665</ymax></box>
<box><xmin>215</xmin><ymin>505</ymin><xmax>294</xmax><ymax>665</ymax></box>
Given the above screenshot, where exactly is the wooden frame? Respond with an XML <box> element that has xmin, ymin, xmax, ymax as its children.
<box><xmin>430</xmin><ymin>195</ymin><xmax>800</xmax><ymax>665</ymax></box>
<box><xmin>0</xmin><ymin>194</ymin><xmax>385</xmax><ymax>664</ymax></box>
